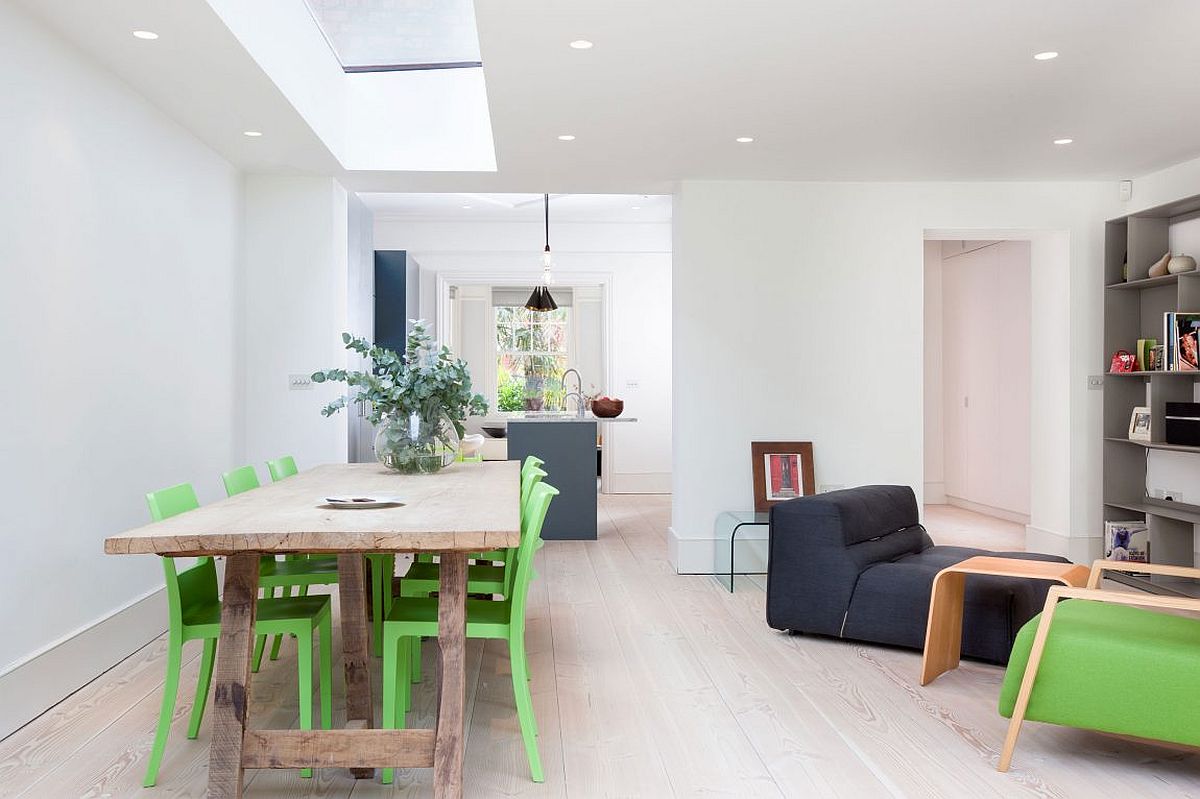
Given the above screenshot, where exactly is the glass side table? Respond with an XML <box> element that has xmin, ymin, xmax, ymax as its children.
<box><xmin>716</xmin><ymin>510</ymin><xmax>770</xmax><ymax>592</ymax></box>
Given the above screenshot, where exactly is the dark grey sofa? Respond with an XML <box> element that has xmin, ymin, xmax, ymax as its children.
<box><xmin>765</xmin><ymin>485</ymin><xmax>1069</xmax><ymax>664</ymax></box>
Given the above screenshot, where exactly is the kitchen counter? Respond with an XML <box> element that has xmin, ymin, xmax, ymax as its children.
<box><xmin>505</xmin><ymin>418</ymin><xmax>602</xmax><ymax>540</ymax></box>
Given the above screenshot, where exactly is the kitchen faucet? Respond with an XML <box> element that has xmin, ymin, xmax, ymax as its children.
<box><xmin>561</xmin><ymin>368</ymin><xmax>585</xmax><ymax>417</ymax></box>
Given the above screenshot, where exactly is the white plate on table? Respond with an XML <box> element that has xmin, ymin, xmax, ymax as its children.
<box><xmin>322</xmin><ymin>495</ymin><xmax>405</xmax><ymax>510</ymax></box>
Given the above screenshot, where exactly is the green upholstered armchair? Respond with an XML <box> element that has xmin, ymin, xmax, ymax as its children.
<box><xmin>997</xmin><ymin>560</ymin><xmax>1200</xmax><ymax>771</ymax></box>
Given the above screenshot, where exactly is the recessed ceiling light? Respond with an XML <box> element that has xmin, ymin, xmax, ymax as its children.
<box><xmin>1053</xmin><ymin>137</ymin><xmax>1074</xmax><ymax>145</ymax></box>
<box><xmin>569</xmin><ymin>40</ymin><xmax>594</xmax><ymax>50</ymax></box>
<box><xmin>1033</xmin><ymin>51</ymin><xmax>1059</xmax><ymax>61</ymax></box>
<box><xmin>243</xmin><ymin>130</ymin><xmax>263</xmax><ymax>137</ymax></box>
<box><xmin>736</xmin><ymin>137</ymin><xmax>754</xmax><ymax>143</ymax></box>
<box><xmin>462</xmin><ymin>205</ymin><xmax>472</xmax><ymax>209</ymax></box>
<box><xmin>631</xmin><ymin>206</ymin><xmax>642</xmax><ymax>210</ymax></box>
<box><xmin>132</xmin><ymin>30</ymin><xmax>159</xmax><ymax>40</ymax></box>
<box><xmin>557</xmin><ymin>134</ymin><xmax>576</xmax><ymax>141</ymax></box>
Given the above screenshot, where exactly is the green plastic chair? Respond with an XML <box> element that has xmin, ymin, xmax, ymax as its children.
<box><xmin>221</xmin><ymin>464</ymin><xmax>340</xmax><ymax>669</ymax></box>
<box><xmin>380</xmin><ymin>480</ymin><xmax>559</xmax><ymax>784</ymax></box>
<box><xmin>400</xmin><ymin>465</ymin><xmax>546</xmax><ymax>599</ymax></box>
<box><xmin>266</xmin><ymin>455</ymin><xmax>298</xmax><ymax>481</ymax></box>
<box><xmin>399</xmin><ymin>459</ymin><xmax>548</xmax><ymax>682</ymax></box>
<box><xmin>142</xmin><ymin>483</ymin><xmax>332</xmax><ymax>787</ymax></box>
<box><xmin>264</xmin><ymin>456</ymin><xmax>394</xmax><ymax>658</ymax></box>
<box><xmin>997</xmin><ymin>560</ymin><xmax>1200</xmax><ymax>771</ymax></box>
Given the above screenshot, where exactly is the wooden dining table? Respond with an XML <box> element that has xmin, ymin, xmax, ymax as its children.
<box><xmin>104</xmin><ymin>460</ymin><xmax>521</xmax><ymax>799</ymax></box>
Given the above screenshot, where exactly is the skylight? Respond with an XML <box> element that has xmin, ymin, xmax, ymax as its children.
<box><xmin>303</xmin><ymin>0</ymin><xmax>483</xmax><ymax>73</ymax></box>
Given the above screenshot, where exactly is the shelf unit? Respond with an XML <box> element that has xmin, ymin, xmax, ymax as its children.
<box><xmin>1103</xmin><ymin>193</ymin><xmax>1200</xmax><ymax>596</ymax></box>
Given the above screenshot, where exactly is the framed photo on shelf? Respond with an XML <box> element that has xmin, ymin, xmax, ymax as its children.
<box><xmin>750</xmin><ymin>441</ymin><xmax>815</xmax><ymax>513</ymax></box>
<box><xmin>1128</xmin><ymin>405</ymin><xmax>1152</xmax><ymax>442</ymax></box>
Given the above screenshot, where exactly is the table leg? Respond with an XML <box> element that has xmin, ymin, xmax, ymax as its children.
<box><xmin>338</xmin><ymin>554</ymin><xmax>375</xmax><ymax>779</ymax></box>
<box><xmin>433</xmin><ymin>552</ymin><xmax>468</xmax><ymax>799</ymax></box>
<box><xmin>920</xmin><ymin>570</ymin><xmax>966</xmax><ymax>685</ymax></box>
<box><xmin>208</xmin><ymin>553</ymin><xmax>260</xmax><ymax>799</ymax></box>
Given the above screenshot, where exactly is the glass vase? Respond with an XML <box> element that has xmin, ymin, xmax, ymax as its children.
<box><xmin>373</xmin><ymin>411</ymin><xmax>461</xmax><ymax>474</ymax></box>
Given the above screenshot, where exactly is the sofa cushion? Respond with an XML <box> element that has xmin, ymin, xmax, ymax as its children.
<box><xmin>1000</xmin><ymin>599</ymin><xmax>1200</xmax><ymax>746</ymax></box>
<box><xmin>841</xmin><ymin>547</ymin><xmax>1068</xmax><ymax>663</ymax></box>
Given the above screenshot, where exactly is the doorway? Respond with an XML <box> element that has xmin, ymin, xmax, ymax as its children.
<box><xmin>923</xmin><ymin>239</ymin><xmax>1032</xmax><ymax>549</ymax></box>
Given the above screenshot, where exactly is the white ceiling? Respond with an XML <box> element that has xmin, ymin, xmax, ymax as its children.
<box><xmin>362</xmin><ymin>193</ymin><xmax>672</xmax><ymax>223</ymax></box>
<box><xmin>19</xmin><ymin>0</ymin><xmax>1200</xmax><ymax>191</ymax></box>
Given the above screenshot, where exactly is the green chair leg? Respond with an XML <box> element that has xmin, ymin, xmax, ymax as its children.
<box><xmin>187</xmin><ymin>638</ymin><xmax>216</xmax><ymax>739</ymax></box>
<box><xmin>371</xmin><ymin>556</ymin><xmax>385</xmax><ymax>657</ymax></box>
<box><xmin>252</xmin><ymin>633</ymin><xmax>267</xmax><ymax>673</ymax></box>
<box><xmin>319</xmin><ymin>615</ymin><xmax>332</xmax><ymax>731</ymax></box>
<box><xmin>297</xmin><ymin>627</ymin><xmax>314</xmax><ymax>779</ymax></box>
<box><xmin>411</xmin><ymin>634</ymin><xmax>421</xmax><ymax>683</ymax></box>
<box><xmin>382</xmin><ymin>633</ymin><xmax>410</xmax><ymax>786</ymax></box>
<box><xmin>509</xmin><ymin>637</ymin><xmax>543</xmax><ymax>782</ymax></box>
<box><xmin>143</xmin><ymin>634</ymin><xmax>183</xmax><ymax>787</ymax></box>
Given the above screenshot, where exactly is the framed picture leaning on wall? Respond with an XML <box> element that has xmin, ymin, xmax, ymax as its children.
<box><xmin>751</xmin><ymin>441</ymin><xmax>815</xmax><ymax>512</ymax></box>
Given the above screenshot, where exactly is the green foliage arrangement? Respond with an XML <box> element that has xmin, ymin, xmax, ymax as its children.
<box><xmin>311</xmin><ymin>321</ymin><xmax>487</xmax><ymax>437</ymax></box>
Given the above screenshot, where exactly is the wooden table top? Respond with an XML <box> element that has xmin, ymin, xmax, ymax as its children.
<box><xmin>105</xmin><ymin>461</ymin><xmax>521</xmax><ymax>557</ymax></box>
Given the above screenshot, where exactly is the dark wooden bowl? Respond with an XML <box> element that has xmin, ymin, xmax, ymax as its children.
<box><xmin>481</xmin><ymin>425</ymin><xmax>507</xmax><ymax>439</ymax></box>
<box><xmin>591</xmin><ymin>398</ymin><xmax>624</xmax><ymax>418</ymax></box>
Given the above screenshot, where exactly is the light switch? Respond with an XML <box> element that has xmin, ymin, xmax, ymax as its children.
<box><xmin>289</xmin><ymin>374</ymin><xmax>313</xmax><ymax>390</ymax></box>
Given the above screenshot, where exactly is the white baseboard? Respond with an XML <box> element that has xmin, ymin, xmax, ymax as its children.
<box><xmin>945</xmin><ymin>494</ymin><xmax>1030</xmax><ymax>525</ymax></box>
<box><xmin>1024</xmin><ymin>524</ymin><xmax>1101</xmax><ymax>563</ymax></box>
<box><xmin>0</xmin><ymin>587</ymin><xmax>166</xmax><ymax>740</ymax></box>
<box><xmin>924</xmin><ymin>481</ymin><xmax>946</xmax><ymax>504</ymax></box>
<box><xmin>605</xmin><ymin>471</ymin><xmax>671</xmax><ymax>494</ymax></box>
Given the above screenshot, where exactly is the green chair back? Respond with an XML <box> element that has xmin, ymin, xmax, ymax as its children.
<box><xmin>146</xmin><ymin>482</ymin><xmax>200</xmax><ymax>522</ymax></box>
<box><xmin>510</xmin><ymin>481</ymin><xmax>558</xmax><ymax>627</ymax></box>
<box><xmin>267</xmin><ymin>455</ymin><xmax>298</xmax><ymax>482</ymax></box>
<box><xmin>520</xmin><ymin>455</ymin><xmax>544</xmax><ymax>479</ymax></box>
<box><xmin>520</xmin><ymin>466</ymin><xmax>547</xmax><ymax>508</ymax></box>
<box><xmin>145</xmin><ymin>484</ymin><xmax>217</xmax><ymax>633</ymax></box>
<box><xmin>221</xmin><ymin>465</ymin><xmax>261</xmax><ymax>497</ymax></box>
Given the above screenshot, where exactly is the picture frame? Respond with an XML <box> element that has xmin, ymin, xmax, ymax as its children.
<box><xmin>1128</xmin><ymin>405</ymin><xmax>1152</xmax><ymax>442</ymax></box>
<box><xmin>750</xmin><ymin>441</ymin><xmax>815</xmax><ymax>513</ymax></box>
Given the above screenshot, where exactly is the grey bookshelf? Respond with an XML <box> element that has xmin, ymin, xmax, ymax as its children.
<box><xmin>1103</xmin><ymin>193</ymin><xmax>1200</xmax><ymax>596</ymax></box>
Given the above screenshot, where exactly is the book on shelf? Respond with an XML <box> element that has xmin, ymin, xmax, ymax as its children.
<box><xmin>1104</xmin><ymin>520</ymin><xmax>1149</xmax><ymax>564</ymax></box>
<box><xmin>1163</xmin><ymin>312</ymin><xmax>1200</xmax><ymax>370</ymax></box>
<box><xmin>1136</xmin><ymin>338</ymin><xmax>1157</xmax><ymax>371</ymax></box>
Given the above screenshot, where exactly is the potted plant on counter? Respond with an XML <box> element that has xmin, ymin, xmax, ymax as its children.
<box><xmin>312</xmin><ymin>321</ymin><xmax>488</xmax><ymax>474</ymax></box>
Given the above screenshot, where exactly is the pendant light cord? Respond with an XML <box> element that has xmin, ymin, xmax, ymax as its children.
<box><xmin>543</xmin><ymin>193</ymin><xmax>550</xmax><ymax>251</ymax></box>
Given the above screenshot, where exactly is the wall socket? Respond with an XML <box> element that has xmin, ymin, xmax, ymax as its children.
<box><xmin>1151</xmin><ymin>488</ymin><xmax>1184</xmax><ymax>503</ymax></box>
<box><xmin>1087</xmin><ymin>375</ymin><xmax>1104</xmax><ymax>391</ymax></box>
<box><xmin>288</xmin><ymin>374</ymin><xmax>314</xmax><ymax>391</ymax></box>
<box><xmin>819</xmin><ymin>484</ymin><xmax>845</xmax><ymax>494</ymax></box>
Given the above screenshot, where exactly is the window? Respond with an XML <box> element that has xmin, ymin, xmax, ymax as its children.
<box><xmin>495</xmin><ymin>306</ymin><xmax>570</xmax><ymax>412</ymax></box>
<box><xmin>303</xmin><ymin>0</ymin><xmax>483</xmax><ymax>73</ymax></box>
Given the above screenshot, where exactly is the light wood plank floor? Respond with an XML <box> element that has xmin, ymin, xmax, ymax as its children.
<box><xmin>923</xmin><ymin>504</ymin><xmax>1027</xmax><ymax>552</ymax></box>
<box><xmin>2</xmin><ymin>494</ymin><xmax>1197</xmax><ymax>797</ymax></box>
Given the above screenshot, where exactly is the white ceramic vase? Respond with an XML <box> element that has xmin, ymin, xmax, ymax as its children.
<box><xmin>1168</xmin><ymin>254</ymin><xmax>1197</xmax><ymax>274</ymax></box>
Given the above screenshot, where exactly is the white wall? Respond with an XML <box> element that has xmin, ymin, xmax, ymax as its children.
<box><xmin>0</xmin><ymin>2</ymin><xmax>242</xmax><ymax>736</ymax></box>
<box><xmin>939</xmin><ymin>241</ymin><xmax>1031</xmax><ymax>520</ymax></box>
<box><xmin>243</xmin><ymin>176</ymin><xmax>351</xmax><ymax>470</ymax></box>
<box><xmin>672</xmin><ymin>180</ymin><xmax>1114</xmax><ymax>573</ymax></box>
<box><xmin>374</xmin><ymin>218</ymin><xmax>672</xmax><ymax>492</ymax></box>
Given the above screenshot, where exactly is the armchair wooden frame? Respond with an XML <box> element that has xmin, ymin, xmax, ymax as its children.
<box><xmin>998</xmin><ymin>559</ymin><xmax>1200</xmax><ymax>772</ymax></box>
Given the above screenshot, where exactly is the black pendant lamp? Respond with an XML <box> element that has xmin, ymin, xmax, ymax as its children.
<box><xmin>525</xmin><ymin>193</ymin><xmax>558</xmax><ymax>312</ymax></box>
